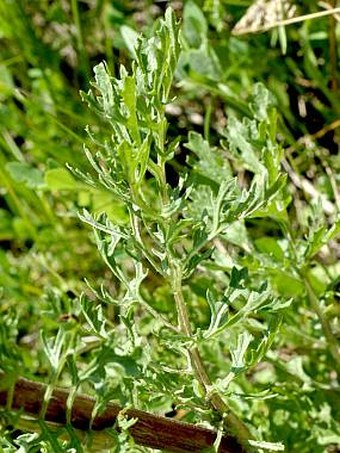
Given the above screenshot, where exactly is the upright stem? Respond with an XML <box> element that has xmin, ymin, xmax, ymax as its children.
<box><xmin>170</xmin><ymin>263</ymin><xmax>253</xmax><ymax>449</ymax></box>
<box><xmin>328</xmin><ymin>0</ymin><xmax>338</xmax><ymax>91</ymax></box>
<box><xmin>301</xmin><ymin>271</ymin><xmax>340</xmax><ymax>375</ymax></box>
<box><xmin>283</xmin><ymin>223</ymin><xmax>340</xmax><ymax>375</ymax></box>
<box><xmin>156</xmin><ymin>126</ymin><xmax>253</xmax><ymax>447</ymax></box>
<box><xmin>71</xmin><ymin>0</ymin><xmax>90</xmax><ymax>82</ymax></box>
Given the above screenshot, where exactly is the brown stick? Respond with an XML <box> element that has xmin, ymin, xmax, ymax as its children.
<box><xmin>0</xmin><ymin>373</ymin><xmax>246</xmax><ymax>453</ymax></box>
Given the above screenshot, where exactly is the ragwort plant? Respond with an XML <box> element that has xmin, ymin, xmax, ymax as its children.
<box><xmin>2</xmin><ymin>5</ymin><xmax>339</xmax><ymax>453</ymax></box>
<box><xmin>72</xmin><ymin>8</ymin><xmax>295</xmax><ymax>451</ymax></box>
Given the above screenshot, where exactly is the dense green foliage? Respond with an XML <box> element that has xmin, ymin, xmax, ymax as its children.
<box><xmin>0</xmin><ymin>1</ymin><xmax>339</xmax><ymax>452</ymax></box>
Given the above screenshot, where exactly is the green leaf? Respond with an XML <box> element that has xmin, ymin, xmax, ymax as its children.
<box><xmin>183</xmin><ymin>247</ymin><xmax>213</xmax><ymax>279</ymax></box>
<box><xmin>229</xmin><ymin>266</ymin><xmax>248</xmax><ymax>289</ymax></box>
<box><xmin>6</xmin><ymin>161</ymin><xmax>44</xmax><ymax>189</ymax></box>
<box><xmin>100</xmin><ymin>347</ymin><xmax>140</xmax><ymax>377</ymax></box>
<box><xmin>185</xmin><ymin>131</ymin><xmax>231</xmax><ymax>187</ymax></box>
<box><xmin>80</xmin><ymin>294</ymin><xmax>108</xmax><ymax>339</ymax></box>
<box><xmin>45</xmin><ymin>168</ymin><xmax>79</xmax><ymax>190</ymax></box>
<box><xmin>92</xmin><ymin>62</ymin><xmax>115</xmax><ymax>118</ymax></box>
<box><xmin>270</xmin><ymin>270</ymin><xmax>304</xmax><ymax>297</ymax></box>
<box><xmin>40</xmin><ymin>329</ymin><xmax>65</xmax><ymax>372</ymax></box>
<box><xmin>120</xmin><ymin>25</ymin><xmax>139</xmax><ymax>59</ymax></box>
<box><xmin>230</xmin><ymin>331</ymin><xmax>253</xmax><ymax>371</ymax></box>
<box><xmin>225</xmin><ymin>116</ymin><xmax>265</xmax><ymax>175</ymax></box>
<box><xmin>122</xmin><ymin>75</ymin><xmax>140</xmax><ymax>145</ymax></box>
<box><xmin>183</xmin><ymin>0</ymin><xmax>208</xmax><ymax>48</ymax></box>
<box><xmin>255</xmin><ymin>237</ymin><xmax>285</xmax><ymax>261</ymax></box>
<box><xmin>222</xmin><ymin>221</ymin><xmax>252</xmax><ymax>252</ymax></box>
<box><xmin>305</xmin><ymin>219</ymin><xmax>340</xmax><ymax>260</ymax></box>
<box><xmin>249</xmin><ymin>83</ymin><xmax>275</xmax><ymax>121</ymax></box>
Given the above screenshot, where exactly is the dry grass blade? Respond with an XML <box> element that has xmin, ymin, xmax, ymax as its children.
<box><xmin>232</xmin><ymin>0</ymin><xmax>297</xmax><ymax>35</ymax></box>
<box><xmin>232</xmin><ymin>0</ymin><xmax>340</xmax><ymax>35</ymax></box>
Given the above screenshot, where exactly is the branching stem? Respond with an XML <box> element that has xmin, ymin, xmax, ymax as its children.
<box><xmin>283</xmin><ymin>224</ymin><xmax>340</xmax><ymax>376</ymax></box>
<box><xmin>170</xmin><ymin>262</ymin><xmax>254</xmax><ymax>449</ymax></box>
<box><xmin>300</xmin><ymin>271</ymin><xmax>340</xmax><ymax>375</ymax></box>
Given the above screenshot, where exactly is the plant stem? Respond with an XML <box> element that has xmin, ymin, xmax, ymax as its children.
<box><xmin>170</xmin><ymin>262</ymin><xmax>253</xmax><ymax>449</ymax></box>
<box><xmin>71</xmin><ymin>0</ymin><xmax>90</xmax><ymax>82</ymax></box>
<box><xmin>326</xmin><ymin>0</ymin><xmax>339</xmax><ymax>90</ymax></box>
<box><xmin>155</xmin><ymin>90</ymin><xmax>252</xmax><ymax>448</ymax></box>
<box><xmin>282</xmin><ymin>223</ymin><xmax>340</xmax><ymax>375</ymax></box>
<box><xmin>301</xmin><ymin>271</ymin><xmax>340</xmax><ymax>375</ymax></box>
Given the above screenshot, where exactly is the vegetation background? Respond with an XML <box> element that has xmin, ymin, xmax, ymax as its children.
<box><xmin>0</xmin><ymin>1</ymin><xmax>339</xmax><ymax>452</ymax></box>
